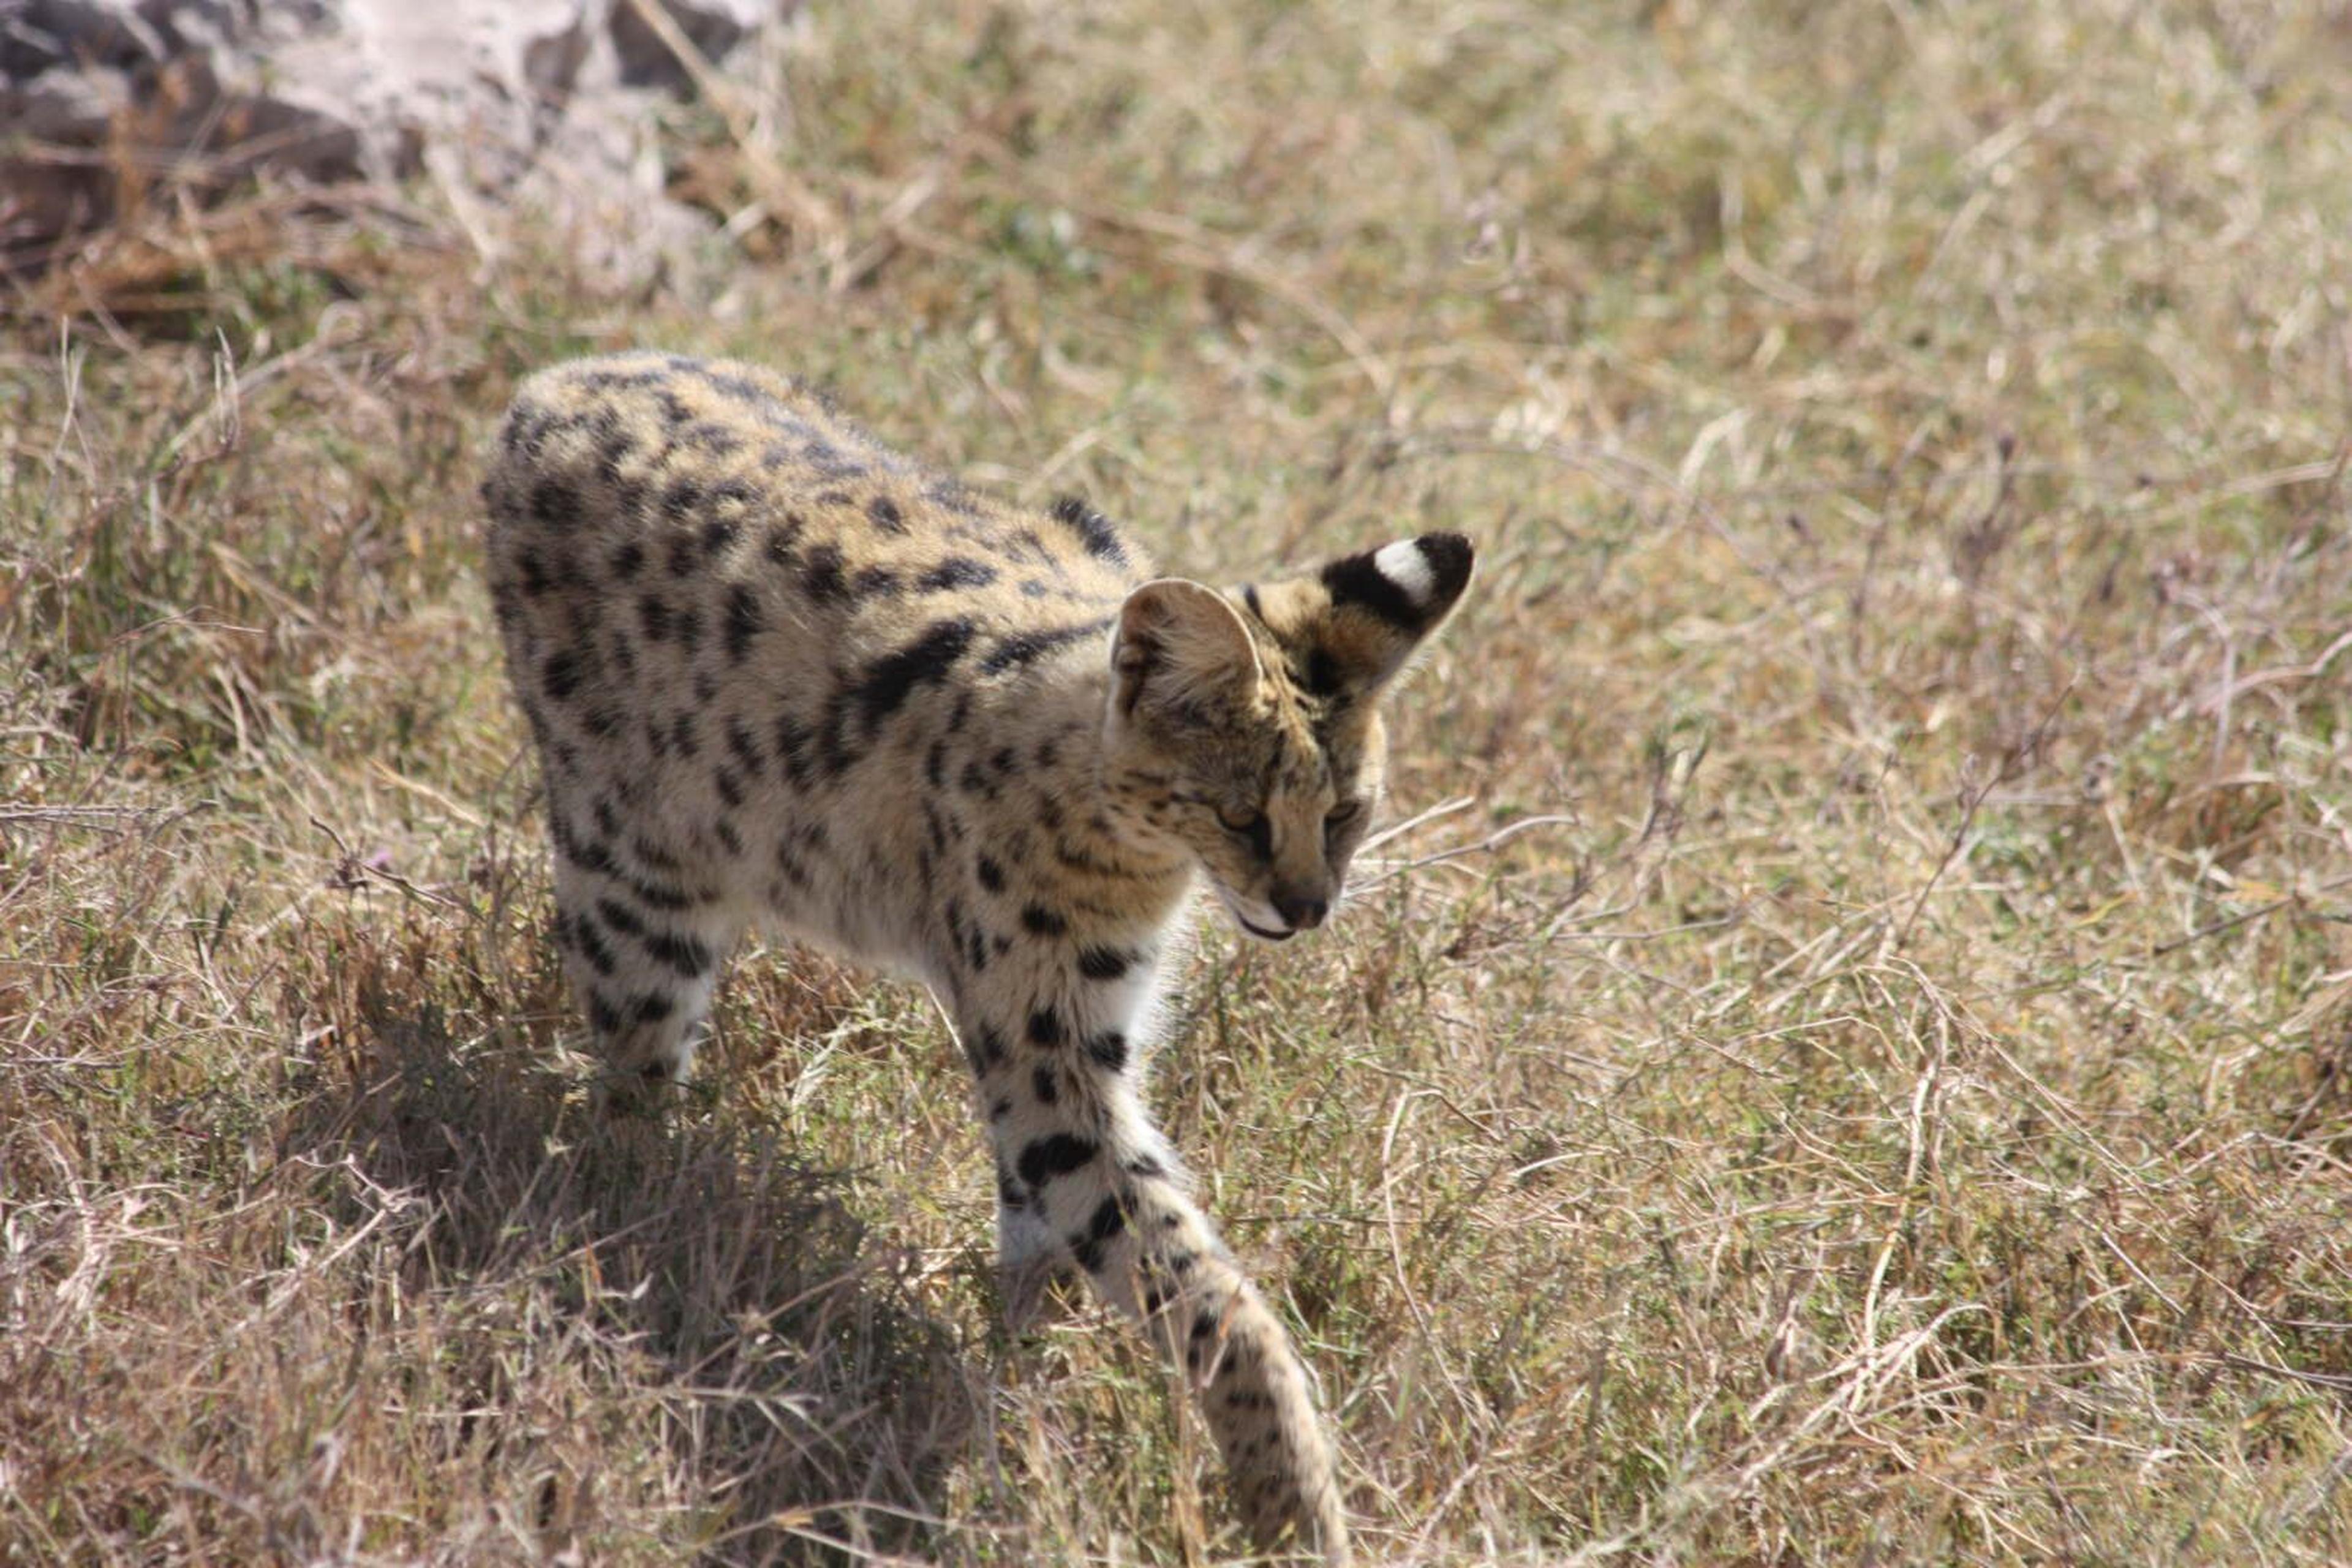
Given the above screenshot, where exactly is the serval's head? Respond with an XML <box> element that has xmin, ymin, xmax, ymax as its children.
<box><xmin>1104</xmin><ymin>533</ymin><xmax>1474</xmax><ymax>941</ymax></box>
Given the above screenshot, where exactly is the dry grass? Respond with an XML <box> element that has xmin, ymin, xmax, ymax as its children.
<box><xmin>7</xmin><ymin>1</ymin><xmax>2352</xmax><ymax>1562</ymax></box>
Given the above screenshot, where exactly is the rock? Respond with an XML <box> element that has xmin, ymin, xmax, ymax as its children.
<box><xmin>0</xmin><ymin>0</ymin><xmax>798</xmax><ymax>280</ymax></box>
<box><xmin>610</xmin><ymin>0</ymin><xmax>780</xmax><ymax>90</ymax></box>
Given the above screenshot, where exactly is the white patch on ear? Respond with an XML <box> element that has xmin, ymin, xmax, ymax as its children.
<box><xmin>1373</xmin><ymin>538</ymin><xmax>1436</xmax><ymax>606</ymax></box>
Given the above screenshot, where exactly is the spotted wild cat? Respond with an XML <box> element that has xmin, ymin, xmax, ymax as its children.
<box><xmin>483</xmin><ymin>351</ymin><xmax>1474</xmax><ymax>1562</ymax></box>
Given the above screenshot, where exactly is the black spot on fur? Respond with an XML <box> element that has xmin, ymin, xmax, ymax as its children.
<box><xmin>801</xmin><ymin>543</ymin><xmax>845</xmax><ymax>603</ymax></box>
<box><xmin>851</xmin><ymin>565</ymin><xmax>901</xmax><ymax>599</ymax></box>
<box><xmin>702</xmin><ymin>516</ymin><xmax>739</xmax><ymax>556</ymax></box>
<box><xmin>1085</xmin><ymin>1031</ymin><xmax>1129</xmax><ymax>1072</ymax></box>
<box><xmin>1049</xmin><ymin>495</ymin><xmax>1128</xmax><ymax>564</ymax></box>
<box><xmin>867</xmin><ymin>495</ymin><xmax>905</xmax><ymax>533</ymax></box>
<box><xmin>1032</xmin><ymin>1063</ymin><xmax>1059</xmax><ymax>1104</ymax></box>
<box><xmin>725</xmin><ymin>717</ymin><xmax>763</xmax><ymax>771</ymax></box>
<box><xmin>1068</xmin><ymin>1194</ymin><xmax>1129</xmax><ymax>1273</ymax></box>
<box><xmin>1017</xmin><ymin>1132</ymin><xmax>1098</xmax><ymax>1188</ymax></box>
<box><xmin>764</xmin><ymin>515</ymin><xmax>805</xmax><ymax>565</ymax></box>
<box><xmin>773</xmin><ymin>714</ymin><xmax>815</xmax><ymax>786</ymax></box>
<box><xmin>976</xmin><ymin>855</ymin><xmax>1006</xmax><ymax>892</ymax></box>
<box><xmin>530</xmin><ymin>477</ymin><xmax>575</xmax><ymax>525</ymax></box>
<box><xmin>725</xmin><ymin>584</ymin><xmax>763</xmax><ymax>662</ymax></box>
<box><xmin>685</xmin><ymin>422</ymin><xmax>742</xmax><ymax>456</ymax></box>
<box><xmin>981</xmin><ymin>618</ymin><xmax>1113</xmax><ymax>675</ymax></box>
<box><xmin>625</xmin><ymin>876</ymin><xmax>695</xmax><ymax>911</ymax></box>
<box><xmin>639</xmin><ymin>595</ymin><xmax>672</xmax><ymax>643</ymax></box>
<box><xmin>851</xmin><ymin>619</ymin><xmax>975</xmax><ymax>724</ymax></box>
<box><xmin>918</xmin><ymin>557</ymin><xmax>996</xmax><ymax>591</ymax></box>
<box><xmin>567</xmin><ymin>912</ymin><xmax>618</xmax><ymax>976</ymax></box>
<box><xmin>631</xmin><ymin>991</ymin><xmax>676</xmax><ymax>1023</ymax></box>
<box><xmin>1078</xmin><ymin>946</ymin><xmax>1130</xmax><ymax>981</ymax></box>
<box><xmin>667</xmin><ymin>534</ymin><xmax>698</xmax><ymax>578</ymax></box>
<box><xmin>1028</xmin><ymin>1007</ymin><xmax>1065</xmax><ymax>1047</ymax></box>
<box><xmin>589</xmin><ymin>992</ymin><xmax>622</xmax><ymax>1035</ymax></box>
<box><xmin>513</xmin><ymin>549</ymin><xmax>553</xmax><ymax>597</ymax></box>
<box><xmin>714</xmin><ymin>767</ymin><xmax>745</xmax><ymax>809</ymax></box>
<box><xmin>541</xmin><ymin>649</ymin><xmax>586</xmax><ymax>702</ymax></box>
<box><xmin>1020</xmin><ymin>903</ymin><xmax>1067</xmax><ymax>938</ymax></box>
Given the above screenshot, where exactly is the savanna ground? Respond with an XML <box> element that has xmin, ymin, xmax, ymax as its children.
<box><xmin>7</xmin><ymin>2</ymin><xmax>2352</xmax><ymax>1562</ymax></box>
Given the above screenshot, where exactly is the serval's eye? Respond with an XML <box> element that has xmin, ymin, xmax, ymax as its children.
<box><xmin>1217</xmin><ymin>804</ymin><xmax>1268</xmax><ymax>840</ymax></box>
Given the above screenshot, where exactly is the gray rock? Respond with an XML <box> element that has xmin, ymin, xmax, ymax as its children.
<box><xmin>1</xmin><ymin>0</ymin><xmax>798</xmax><ymax>278</ymax></box>
<box><xmin>609</xmin><ymin>0</ymin><xmax>777</xmax><ymax>90</ymax></box>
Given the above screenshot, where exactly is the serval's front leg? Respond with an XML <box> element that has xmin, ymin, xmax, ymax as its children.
<box><xmin>966</xmin><ymin>1001</ymin><xmax>1352</xmax><ymax>1564</ymax></box>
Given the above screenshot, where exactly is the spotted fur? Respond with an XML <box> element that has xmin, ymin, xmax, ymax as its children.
<box><xmin>483</xmin><ymin>351</ymin><xmax>1474</xmax><ymax>1563</ymax></box>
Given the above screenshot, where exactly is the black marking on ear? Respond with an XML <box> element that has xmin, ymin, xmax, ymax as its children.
<box><xmin>1319</xmin><ymin>548</ymin><xmax>1425</xmax><ymax>629</ymax></box>
<box><xmin>1241</xmin><ymin>584</ymin><xmax>1264</xmax><ymax>620</ymax></box>
<box><xmin>1049</xmin><ymin>495</ymin><xmax>1129</xmax><ymax>565</ymax></box>
<box><xmin>1017</xmin><ymin>1132</ymin><xmax>1098</xmax><ymax>1188</ymax></box>
<box><xmin>1413</xmin><ymin>532</ymin><xmax>1476</xmax><ymax>601</ymax></box>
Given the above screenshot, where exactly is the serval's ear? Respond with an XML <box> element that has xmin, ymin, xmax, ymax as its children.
<box><xmin>1110</xmin><ymin>577</ymin><xmax>1264</xmax><ymax>721</ymax></box>
<box><xmin>1281</xmin><ymin>532</ymin><xmax>1475</xmax><ymax>698</ymax></box>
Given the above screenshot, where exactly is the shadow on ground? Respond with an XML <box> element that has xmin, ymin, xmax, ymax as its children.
<box><xmin>284</xmin><ymin>969</ymin><xmax>984</xmax><ymax>1564</ymax></box>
